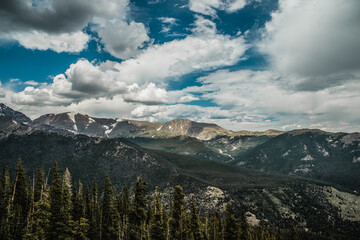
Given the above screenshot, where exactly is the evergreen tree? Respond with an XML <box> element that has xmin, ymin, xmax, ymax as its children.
<box><xmin>224</xmin><ymin>203</ymin><xmax>238</xmax><ymax>240</ymax></box>
<box><xmin>120</xmin><ymin>186</ymin><xmax>130</xmax><ymax>240</ymax></box>
<box><xmin>162</xmin><ymin>208</ymin><xmax>169</xmax><ymax>240</ymax></box>
<box><xmin>190</xmin><ymin>202</ymin><xmax>202</xmax><ymax>240</ymax></box>
<box><xmin>101</xmin><ymin>174</ymin><xmax>119</xmax><ymax>240</ymax></box>
<box><xmin>72</xmin><ymin>180</ymin><xmax>85</xmax><ymax>222</ymax></box>
<box><xmin>11</xmin><ymin>159</ymin><xmax>30</xmax><ymax>240</ymax></box>
<box><xmin>149</xmin><ymin>187</ymin><xmax>166</xmax><ymax>240</ymax></box>
<box><xmin>24</xmin><ymin>196</ymin><xmax>50</xmax><ymax>240</ymax></box>
<box><xmin>128</xmin><ymin>176</ymin><xmax>148</xmax><ymax>240</ymax></box>
<box><xmin>239</xmin><ymin>211</ymin><xmax>250</xmax><ymax>240</ymax></box>
<box><xmin>169</xmin><ymin>185</ymin><xmax>186</xmax><ymax>240</ymax></box>
<box><xmin>88</xmin><ymin>178</ymin><xmax>100</xmax><ymax>240</ymax></box>
<box><xmin>48</xmin><ymin>162</ymin><xmax>72</xmax><ymax>240</ymax></box>
<box><xmin>209</xmin><ymin>213</ymin><xmax>223</xmax><ymax>240</ymax></box>
<box><xmin>34</xmin><ymin>167</ymin><xmax>45</xmax><ymax>203</ymax></box>
<box><xmin>0</xmin><ymin>166</ymin><xmax>12</xmax><ymax>240</ymax></box>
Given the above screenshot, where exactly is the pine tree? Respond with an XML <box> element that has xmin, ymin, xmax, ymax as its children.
<box><xmin>72</xmin><ymin>180</ymin><xmax>85</xmax><ymax>222</ymax></box>
<box><xmin>162</xmin><ymin>208</ymin><xmax>169</xmax><ymax>240</ymax></box>
<box><xmin>224</xmin><ymin>203</ymin><xmax>238</xmax><ymax>240</ymax></box>
<box><xmin>24</xmin><ymin>196</ymin><xmax>50</xmax><ymax>240</ymax></box>
<box><xmin>11</xmin><ymin>159</ymin><xmax>30</xmax><ymax>240</ymax></box>
<box><xmin>190</xmin><ymin>202</ymin><xmax>202</xmax><ymax>240</ymax></box>
<box><xmin>209</xmin><ymin>213</ymin><xmax>223</xmax><ymax>240</ymax></box>
<box><xmin>239</xmin><ymin>211</ymin><xmax>250</xmax><ymax>240</ymax></box>
<box><xmin>169</xmin><ymin>185</ymin><xmax>186</xmax><ymax>240</ymax></box>
<box><xmin>34</xmin><ymin>167</ymin><xmax>45</xmax><ymax>203</ymax></box>
<box><xmin>120</xmin><ymin>186</ymin><xmax>130</xmax><ymax>240</ymax></box>
<box><xmin>128</xmin><ymin>176</ymin><xmax>148</xmax><ymax>240</ymax></box>
<box><xmin>48</xmin><ymin>162</ymin><xmax>72</xmax><ymax>240</ymax></box>
<box><xmin>0</xmin><ymin>166</ymin><xmax>12</xmax><ymax>240</ymax></box>
<box><xmin>149</xmin><ymin>187</ymin><xmax>166</xmax><ymax>240</ymax></box>
<box><xmin>101</xmin><ymin>174</ymin><xmax>119</xmax><ymax>240</ymax></box>
<box><xmin>88</xmin><ymin>178</ymin><xmax>100</xmax><ymax>240</ymax></box>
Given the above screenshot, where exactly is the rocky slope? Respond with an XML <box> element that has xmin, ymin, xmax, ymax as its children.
<box><xmin>30</xmin><ymin>110</ymin><xmax>283</xmax><ymax>140</ymax></box>
<box><xmin>0</xmin><ymin>103</ymin><xmax>31</xmax><ymax>123</ymax></box>
<box><xmin>0</xmin><ymin>131</ymin><xmax>359</xmax><ymax>238</ymax></box>
<box><xmin>232</xmin><ymin>129</ymin><xmax>360</xmax><ymax>191</ymax></box>
<box><xmin>0</xmin><ymin>116</ymin><xmax>34</xmax><ymax>138</ymax></box>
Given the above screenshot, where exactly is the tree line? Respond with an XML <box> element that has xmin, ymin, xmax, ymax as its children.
<box><xmin>0</xmin><ymin>160</ymin><xmax>313</xmax><ymax>240</ymax></box>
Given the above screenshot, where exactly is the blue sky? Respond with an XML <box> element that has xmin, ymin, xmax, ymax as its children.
<box><xmin>0</xmin><ymin>0</ymin><xmax>360</xmax><ymax>132</ymax></box>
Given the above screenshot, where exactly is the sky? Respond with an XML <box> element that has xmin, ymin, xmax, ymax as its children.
<box><xmin>0</xmin><ymin>0</ymin><xmax>360</xmax><ymax>132</ymax></box>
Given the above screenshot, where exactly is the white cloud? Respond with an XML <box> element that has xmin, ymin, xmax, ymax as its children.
<box><xmin>184</xmin><ymin>69</ymin><xmax>360</xmax><ymax>132</ymax></box>
<box><xmin>0</xmin><ymin>82</ymin><xmax>6</xmax><ymax>98</ymax></box>
<box><xmin>158</xmin><ymin>17</ymin><xmax>178</xmax><ymax>33</ymax></box>
<box><xmin>24</xmin><ymin>80</ymin><xmax>40</xmax><ymax>86</ymax></box>
<box><xmin>189</xmin><ymin>0</ymin><xmax>247</xmax><ymax>17</ymax></box>
<box><xmin>11</xmin><ymin>86</ymin><xmax>71</xmax><ymax>106</ymax></box>
<box><xmin>259</xmin><ymin>0</ymin><xmax>360</xmax><ymax>90</ymax></box>
<box><xmin>99</xmin><ymin>20</ymin><xmax>150</xmax><ymax>59</ymax></box>
<box><xmin>111</xmin><ymin>17</ymin><xmax>248</xmax><ymax>85</ymax></box>
<box><xmin>0</xmin><ymin>0</ymin><xmax>136</xmax><ymax>54</ymax></box>
<box><xmin>9</xmin><ymin>31</ymin><xmax>89</xmax><ymax>53</ymax></box>
<box><xmin>123</xmin><ymin>83</ymin><xmax>168</xmax><ymax>105</ymax></box>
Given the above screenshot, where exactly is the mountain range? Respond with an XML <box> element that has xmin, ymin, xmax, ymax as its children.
<box><xmin>1</xmin><ymin>103</ymin><xmax>360</xmax><ymax>238</ymax></box>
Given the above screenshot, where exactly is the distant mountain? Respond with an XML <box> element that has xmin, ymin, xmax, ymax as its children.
<box><xmin>0</xmin><ymin>131</ymin><xmax>360</xmax><ymax>238</ymax></box>
<box><xmin>30</xmin><ymin>111</ymin><xmax>283</xmax><ymax>140</ymax></box>
<box><xmin>0</xmin><ymin>103</ymin><xmax>31</xmax><ymax>123</ymax></box>
<box><xmin>28</xmin><ymin>111</ymin><xmax>283</xmax><ymax>161</ymax></box>
<box><xmin>0</xmin><ymin>116</ymin><xmax>33</xmax><ymax>138</ymax></box>
<box><xmin>232</xmin><ymin>129</ymin><xmax>360</xmax><ymax>191</ymax></box>
<box><xmin>2</xmin><ymin>104</ymin><xmax>360</xmax><ymax>191</ymax></box>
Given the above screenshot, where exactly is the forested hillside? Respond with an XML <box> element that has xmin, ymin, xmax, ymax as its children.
<box><xmin>0</xmin><ymin>160</ymin><xmax>338</xmax><ymax>240</ymax></box>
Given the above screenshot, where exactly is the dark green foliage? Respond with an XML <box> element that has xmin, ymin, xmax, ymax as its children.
<box><xmin>128</xmin><ymin>176</ymin><xmax>148</xmax><ymax>240</ymax></box>
<box><xmin>0</xmin><ymin>162</ymin><xmax>353</xmax><ymax>240</ymax></box>
<box><xmin>239</xmin><ymin>211</ymin><xmax>250</xmax><ymax>240</ymax></box>
<box><xmin>169</xmin><ymin>185</ymin><xmax>187</xmax><ymax>240</ymax></box>
<box><xmin>208</xmin><ymin>213</ymin><xmax>223</xmax><ymax>240</ymax></box>
<box><xmin>25</xmin><ymin>197</ymin><xmax>50</xmax><ymax>240</ymax></box>
<box><xmin>100</xmin><ymin>174</ymin><xmax>119</xmax><ymax>240</ymax></box>
<box><xmin>224</xmin><ymin>203</ymin><xmax>238</xmax><ymax>240</ymax></box>
<box><xmin>48</xmin><ymin>162</ymin><xmax>72</xmax><ymax>240</ymax></box>
<box><xmin>190</xmin><ymin>202</ymin><xmax>202</xmax><ymax>240</ymax></box>
<box><xmin>0</xmin><ymin>166</ymin><xmax>11</xmax><ymax>240</ymax></box>
<box><xmin>88</xmin><ymin>178</ymin><xmax>100</xmax><ymax>240</ymax></box>
<box><xmin>12</xmin><ymin>159</ymin><xmax>30</xmax><ymax>240</ymax></box>
<box><xmin>34</xmin><ymin>167</ymin><xmax>45</xmax><ymax>203</ymax></box>
<box><xmin>149</xmin><ymin>187</ymin><xmax>166</xmax><ymax>240</ymax></box>
<box><xmin>72</xmin><ymin>180</ymin><xmax>86</xmax><ymax>222</ymax></box>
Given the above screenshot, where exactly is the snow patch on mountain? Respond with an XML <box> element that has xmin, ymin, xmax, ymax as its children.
<box><xmin>67</xmin><ymin>112</ymin><xmax>76</xmax><ymax>123</ymax></box>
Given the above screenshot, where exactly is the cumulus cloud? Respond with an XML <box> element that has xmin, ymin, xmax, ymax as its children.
<box><xmin>259</xmin><ymin>0</ymin><xmax>360</xmax><ymax>91</ymax></box>
<box><xmin>126</xmin><ymin>68</ymin><xmax>360</xmax><ymax>133</ymax></box>
<box><xmin>10</xmin><ymin>16</ymin><xmax>248</xmax><ymax>109</ymax></box>
<box><xmin>9</xmin><ymin>30</ymin><xmax>89</xmax><ymax>53</ymax></box>
<box><xmin>183</xmin><ymin>69</ymin><xmax>360</xmax><ymax>132</ymax></box>
<box><xmin>11</xmin><ymin>85</ymin><xmax>71</xmax><ymax>106</ymax></box>
<box><xmin>99</xmin><ymin>20</ymin><xmax>150</xmax><ymax>59</ymax></box>
<box><xmin>111</xmin><ymin>16</ymin><xmax>248</xmax><ymax>84</ymax></box>
<box><xmin>0</xmin><ymin>0</ymin><xmax>128</xmax><ymax>33</ymax></box>
<box><xmin>0</xmin><ymin>0</ymin><xmax>150</xmax><ymax>55</ymax></box>
<box><xmin>189</xmin><ymin>0</ymin><xmax>247</xmax><ymax>17</ymax></box>
<box><xmin>123</xmin><ymin>83</ymin><xmax>168</xmax><ymax>105</ymax></box>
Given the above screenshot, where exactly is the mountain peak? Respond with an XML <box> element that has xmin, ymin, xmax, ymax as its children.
<box><xmin>0</xmin><ymin>103</ymin><xmax>31</xmax><ymax>123</ymax></box>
